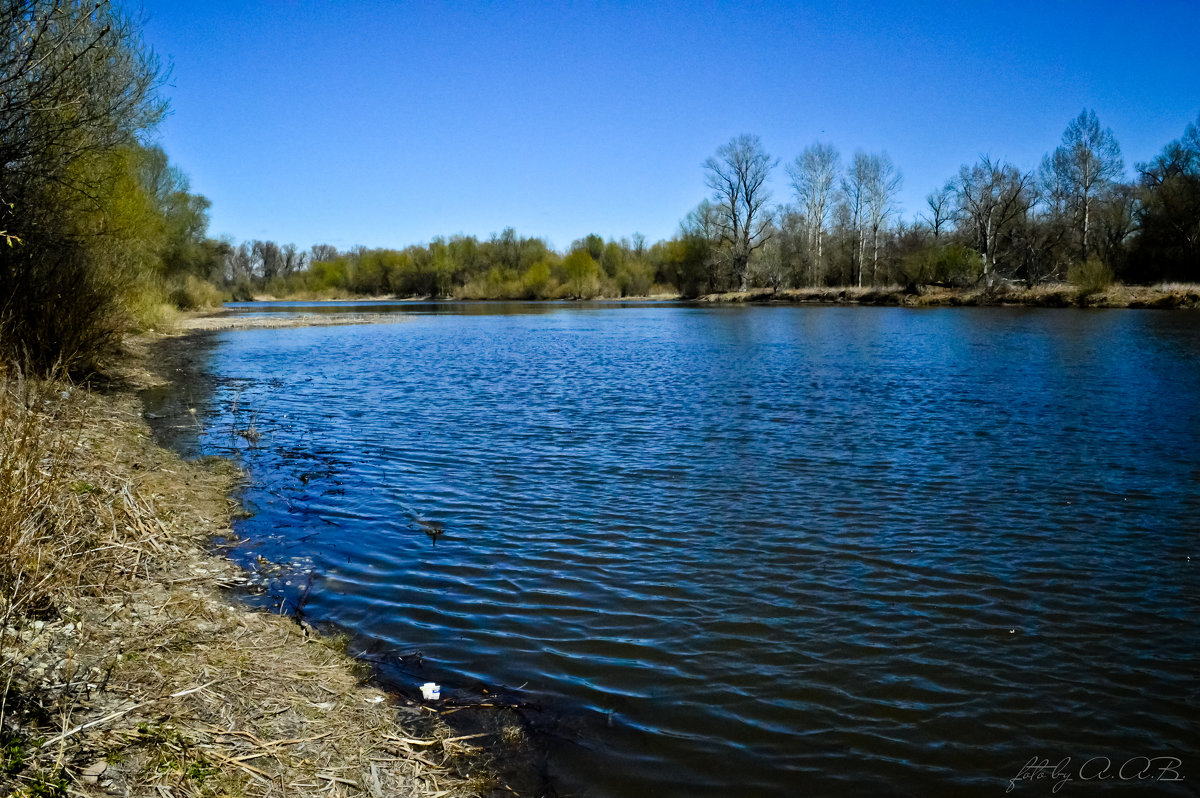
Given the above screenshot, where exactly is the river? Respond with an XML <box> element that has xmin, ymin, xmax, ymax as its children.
<box><xmin>146</xmin><ymin>302</ymin><xmax>1200</xmax><ymax>797</ymax></box>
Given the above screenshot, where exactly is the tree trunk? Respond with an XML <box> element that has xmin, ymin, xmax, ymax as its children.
<box><xmin>872</xmin><ymin>226</ymin><xmax>879</xmax><ymax>286</ymax></box>
<box><xmin>857</xmin><ymin>228</ymin><xmax>866</xmax><ymax>288</ymax></box>
<box><xmin>1082</xmin><ymin>189</ymin><xmax>1090</xmax><ymax>261</ymax></box>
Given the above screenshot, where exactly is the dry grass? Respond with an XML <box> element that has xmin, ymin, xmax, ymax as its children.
<box><xmin>700</xmin><ymin>283</ymin><xmax>1200</xmax><ymax>309</ymax></box>
<box><xmin>0</xmin><ymin>370</ymin><xmax>502</xmax><ymax>797</ymax></box>
<box><xmin>1151</xmin><ymin>282</ymin><xmax>1200</xmax><ymax>293</ymax></box>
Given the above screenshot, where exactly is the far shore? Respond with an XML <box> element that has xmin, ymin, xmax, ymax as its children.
<box><xmin>702</xmin><ymin>283</ymin><xmax>1200</xmax><ymax>309</ymax></box>
<box><xmin>213</xmin><ymin>282</ymin><xmax>1200</xmax><ymax>313</ymax></box>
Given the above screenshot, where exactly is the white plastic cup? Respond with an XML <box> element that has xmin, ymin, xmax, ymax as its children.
<box><xmin>420</xmin><ymin>682</ymin><xmax>441</xmax><ymax>700</ymax></box>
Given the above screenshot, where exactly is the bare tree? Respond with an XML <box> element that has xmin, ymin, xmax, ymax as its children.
<box><xmin>703</xmin><ymin>134</ymin><xmax>777</xmax><ymax>290</ymax></box>
<box><xmin>251</xmin><ymin>240</ymin><xmax>283</xmax><ymax>281</ymax></box>
<box><xmin>310</xmin><ymin>243</ymin><xmax>338</xmax><ymax>262</ymax></box>
<box><xmin>786</xmin><ymin>142</ymin><xmax>840</xmax><ymax>285</ymax></box>
<box><xmin>683</xmin><ymin>199</ymin><xmax>721</xmax><ymax>241</ymax></box>
<box><xmin>922</xmin><ymin>182</ymin><xmax>956</xmax><ymax>240</ymax></box>
<box><xmin>865</xmin><ymin>152</ymin><xmax>902</xmax><ymax>284</ymax></box>
<box><xmin>281</xmin><ymin>243</ymin><xmax>307</xmax><ymax>276</ymax></box>
<box><xmin>1041</xmin><ymin>109</ymin><xmax>1124</xmax><ymax>261</ymax></box>
<box><xmin>631</xmin><ymin>232</ymin><xmax>647</xmax><ymax>259</ymax></box>
<box><xmin>842</xmin><ymin>152</ymin><xmax>872</xmax><ymax>287</ymax></box>
<box><xmin>955</xmin><ymin>156</ymin><xmax>1035</xmax><ymax>282</ymax></box>
<box><xmin>226</xmin><ymin>242</ymin><xmax>253</xmax><ymax>283</ymax></box>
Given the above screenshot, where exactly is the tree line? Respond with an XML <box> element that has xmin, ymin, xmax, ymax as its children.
<box><xmin>226</xmin><ymin>110</ymin><xmax>1199</xmax><ymax>303</ymax></box>
<box><xmin>221</xmin><ymin>230</ymin><xmax>681</xmax><ymax>301</ymax></box>
<box><xmin>685</xmin><ymin>112</ymin><xmax>1200</xmax><ymax>295</ymax></box>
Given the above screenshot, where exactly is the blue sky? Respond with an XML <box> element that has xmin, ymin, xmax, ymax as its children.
<box><xmin>132</xmin><ymin>0</ymin><xmax>1200</xmax><ymax>252</ymax></box>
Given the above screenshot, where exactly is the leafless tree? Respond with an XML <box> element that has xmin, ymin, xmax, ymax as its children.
<box><xmin>1093</xmin><ymin>183</ymin><xmax>1138</xmax><ymax>267</ymax></box>
<box><xmin>310</xmin><ymin>243</ymin><xmax>339</xmax><ymax>262</ymax></box>
<box><xmin>842</xmin><ymin>152</ymin><xmax>872</xmax><ymax>287</ymax></box>
<box><xmin>703</xmin><ymin>134</ymin><xmax>777</xmax><ymax>290</ymax></box>
<box><xmin>683</xmin><ymin>199</ymin><xmax>722</xmax><ymax>241</ymax></box>
<box><xmin>281</xmin><ymin>243</ymin><xmax>307</xmax><ymax>276</ymax></box>
<box><xmin>865</xmin><ymin>152</ymin><xmax>902</xmax><ymax>284</ymax></box>
<box><xmin>955</xmin><ymin>156</ymin><xmax>1035</xmax><ymax>282</ymax></box>
<box><xmin>251</xmin><ymin>240</ymin><xmax>283</xmax><ymax>281</ymax></box>
<box><xmin>922</xmin><ymin>182</ymin><xmax>956</xmax><ymax>240</ymax></box>
<box><xmin>1040</xmin><ymin>109</ymin><xmax>1124</xmax><ymax>260</ymax></box>
<box><xmin>786</xmin><ymin>142</ymin><xmax>840</xmax><ymax>285</ymax></box>
<box><xmin>631</xmin><ymin>232</ymin><xmax>647</xmax><ymax>259</ymax></box>
<box><xmin>226</xmin><ymin>242</ymin><xmax>253</xmax><ymax>282</ymax></box>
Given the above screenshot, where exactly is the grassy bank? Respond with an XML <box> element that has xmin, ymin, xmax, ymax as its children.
<box><xmin>0</xmin><ymin>353</ymin><xmax>522</xmax><ymax>797</ymax></box>
<box><xmin>699</xmin><ymin>282</ymin><xmax>1200</xmax><ymax>308</ymax></box>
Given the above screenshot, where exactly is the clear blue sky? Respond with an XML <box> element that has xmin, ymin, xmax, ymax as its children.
<box><xmin>131</xmin><ymin>0</ymin><xmax>1200</xmax><ymax>252</ymax></box>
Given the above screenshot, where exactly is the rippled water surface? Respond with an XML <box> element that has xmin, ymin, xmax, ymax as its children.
<box><xmin>151</xmin><ymin>304</ymin><xmax>1200</xmax><ymax>796</ymax></box>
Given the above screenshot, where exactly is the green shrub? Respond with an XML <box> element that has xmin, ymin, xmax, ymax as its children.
<box><xmin>230</xmin><ymin>280</ymin><xmax>255</xmax><ymax>302</ymax></box>
<box><xmin>900</xmin><ymin>243</ymin><xmax>981</xmax><ymax>286</ymax></box>
<box><xmin>616</xmin><ymin>262</ymin><xmax>654</xmax><ymax>296</ymax></box>
<box><xmin>168</xmin><ymin>274</ymin><xmax>224</xmax><ymax>309</ymax></box>
<box><xmin>1067</xmin><ymin>257</ymin><xmax>1115</xmax><ymax>293</ymax></box>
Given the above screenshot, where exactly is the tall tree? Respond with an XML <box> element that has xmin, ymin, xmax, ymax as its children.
<box><xmin>955</xmin><ymin>156</ymin><xmax>1034</xmax><ymax>282</ymax></box>
<box><xmin>786</xmin><ymin>142</ymin><xmax>840</xmax><ymax>285</ymax></box>
<box><xmin>703</xmin><ymin>134</ymin><xmax>777</xmax><ymax>291</ymax></box>
<box><xmin>865</xmin><ymin>152</ymin><xmax>902</xmax><ymax>284</ymax></box>
<box><xmin>1040</xmin><ymin>109</ymin><xmax>1124</xmax><ymax>261</ymax></box>
<box><xmin>281</xmin><ymin>243</ymin><xmax>307</xmax><ymax>277</ymax></box>
<box><xmin>251</xmin><ymin>240</ymin><xmax>283</xmax><ymax>281</ymax></box>
<box><xmin>842</xmin><ymin>152</ymin><xmax>872</xmax><ymax>287</ymax></box>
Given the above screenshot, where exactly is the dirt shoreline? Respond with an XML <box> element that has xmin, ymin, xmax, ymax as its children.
<box><xmin>0</xmin><ymin>336</ymin><xmax>533</xmax><ymax>797</ymax></box>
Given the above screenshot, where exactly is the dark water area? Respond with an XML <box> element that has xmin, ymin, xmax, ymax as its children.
<box><xmin>145</xmin><ymin>304</ymin><xmax>1200</xmax><ymax>797</ymax></box>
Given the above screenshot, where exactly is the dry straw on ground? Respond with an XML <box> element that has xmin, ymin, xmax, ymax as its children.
<box><xmin>0</xmin><ymin>365</ymin><xmax>514</xmax><ymax>798</ymax></box>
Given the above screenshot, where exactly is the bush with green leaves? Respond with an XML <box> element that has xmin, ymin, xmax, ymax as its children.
<box><xmin>1067</xmin><ymin>257</ymin><xmax>1115</xmax><ymax>293</ymax></box>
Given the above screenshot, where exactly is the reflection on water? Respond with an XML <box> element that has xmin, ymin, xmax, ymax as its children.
<box><xmin>147</xmin><ymin>304</ymin><xmax>1200</xmax><ymax>798</ymax></box>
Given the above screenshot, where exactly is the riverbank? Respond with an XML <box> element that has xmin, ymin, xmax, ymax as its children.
<box><xmin>229</xmin><ymin>282</ymin><xmax>1200</xmax><ymax>310</ymax></box>
<box><xmin>0</xmin><ymin>346</ymin><xmax>520</xmax><ymax>796</ymax></box>
<box><xmin>699</xmin><ymin>282</ymin><xmax>1200</xmax><ymax>308</ymax></box>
